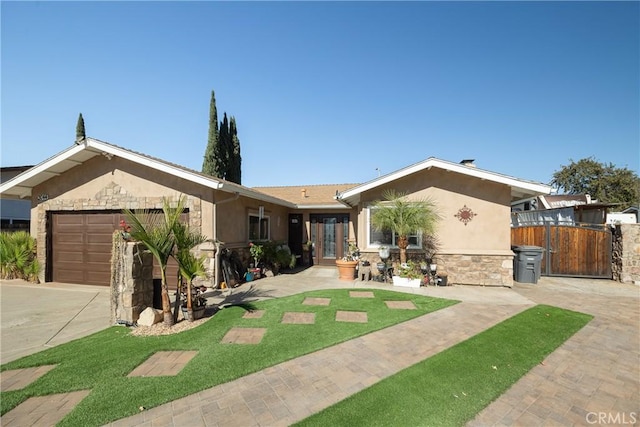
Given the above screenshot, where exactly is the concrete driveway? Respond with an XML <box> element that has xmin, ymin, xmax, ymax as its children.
<box><xmin>0</xmin><ymin>280</ymin><xmax>112</xmax><ymax>364</ymax></box>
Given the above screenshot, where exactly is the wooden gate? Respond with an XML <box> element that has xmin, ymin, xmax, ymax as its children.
<box><xmin>511</xmin><ymin>223</ymin><xmax>612</xmax><ymax>278</ymax></box>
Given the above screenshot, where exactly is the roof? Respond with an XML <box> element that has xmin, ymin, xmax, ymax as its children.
<box><xmin>1</xmin><ymin>140</ymin><xmax>552</xmax><ymax>210</ymax></box>
<box><xmin>1</xmin><ymin>166</ymin><xmax>35</xmax><ymax>184</ymax></box>
<box><xmin>253</xmin><ymin>184</ymin><xmax>359</xmax><ymax>208</ymax></box>
<box><xmin>0</xmin><ymin>138</ymin><xmax>296</xmax><ymax>207</ymax></box>
<box><xmin>336</xmin><ymin>157</ymin><xmax>552</xmax><ymax>206</ymax></box>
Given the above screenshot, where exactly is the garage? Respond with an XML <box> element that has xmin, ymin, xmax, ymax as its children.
<box><xmin>49</xmin><ymin>210</ymin><xmax>183</xmax><ymax>287</ymax></box>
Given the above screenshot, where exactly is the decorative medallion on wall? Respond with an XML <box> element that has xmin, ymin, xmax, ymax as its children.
<box><xmin>454</xmin><ymin>205</ymin><xmax>477</xmax><ymax>226</ymax></box>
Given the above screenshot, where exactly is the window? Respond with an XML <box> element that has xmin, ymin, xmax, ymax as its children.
<box><xmin>249</xmin><ymin>214</ymin><xmax>270</xmax><ymax>241</ymax></box>
<box><xmin>366</xmin><ymin>207</ymin><xmax>421</xmax><ymax>248</ymax></box>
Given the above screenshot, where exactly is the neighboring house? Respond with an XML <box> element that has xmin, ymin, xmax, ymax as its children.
<box><xmin>0</xmin><ymin>166</ymin><xmax>34</xmax><ymax>231</ymax></box>
<box><xmin>511</xmin><ymin>194</ymin><xmax>616</xmax><ymax>226</ymax></box>
<box><xmin>0</xmin><ymin>138</ymin><xmax>551</xmax><ymax>287</ymax></box>
<box><xmin>607</xmin><ymin>206</ymin><xmax>639</xmax><ymax>224</ymax></box>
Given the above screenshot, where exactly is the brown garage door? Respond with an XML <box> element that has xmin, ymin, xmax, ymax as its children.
<box><xmin>50</xmin><ymin>211</ymin><xmax>184</xmax><ymax>287</ymax></box>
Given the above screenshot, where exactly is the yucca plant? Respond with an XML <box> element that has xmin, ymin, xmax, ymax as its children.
<box><xmin>0</xmin><ymin>231</ymin><xmax>40</xmax><ymax>282</ymax></box>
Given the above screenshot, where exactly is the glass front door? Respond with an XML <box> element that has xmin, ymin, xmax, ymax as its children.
<box><xmin>310</xmin><ymin>214</ymin><xmax>349</xmax><ymax>266</ymax></box>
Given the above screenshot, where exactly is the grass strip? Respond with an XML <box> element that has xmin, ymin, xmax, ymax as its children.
<box><xmin>296</xmin><ymin>304</ymin><xmax>592</xmax><ymax>427</ymax></box>
<box><xmin>1</xmin><ymin>288</ymin><xmax>457</xmax><ymax>426</ymax></box>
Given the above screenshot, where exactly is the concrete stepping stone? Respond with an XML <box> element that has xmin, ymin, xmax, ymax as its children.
<box><xmin>243</xmin><ymin>309</ymin><xmax>265</xmax><ymax>319</ymax></box>
<box><xmin>1</xmin><ymin>364</ymin><xmax>57</xmax><ymax>392</ymax></box>
<box><xmin>221</xmin><ymin>327</ymin><xmax>267</xmax><ymax>344</ymax></box>
<box><xmin>349</xmin><ymin>291</ymin><xmax>375</xmax><ymax>298</ymax></box>
<box><xmin>385</xmin><ymin>300</ymin><xmax>417</xmax><ymax>310</ymax></box>
<box><xmin>0</xmin><ymin>389</ymin><xmax>90</xmax><ymax>426</ymax></box>
<box><xmin>128</xmin><ymin>351</ymin><xmax>198</xmax><ymax>377</ymax></box>
<box><xmin>302</xmin><ymin>297</ymin><xmax>331</xmax><ymax>306</ymax></box>
<box><xmin>282</xmin><ymin>312</ymin><xmax>316</xmax><ymax>324</ymax></box>
<box><xmin>336</xmin><ymin>310</ymin><xmax>368</xmax><ymax>323</ymax></box>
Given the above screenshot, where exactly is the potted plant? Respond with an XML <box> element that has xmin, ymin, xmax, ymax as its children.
<box><xmin>336</xmin><ymin>241</ymin><xmax>359</xmax><ymax>281</ymax></box>
<box><xmin>392</xmin><ymin>260</ymin><xmax>423</xmax><ymax>288</ymax></box>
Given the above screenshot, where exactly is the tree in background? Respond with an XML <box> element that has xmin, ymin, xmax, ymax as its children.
<box><xmin>551</xmin><ymin>157</ymin><xmax>640</xmax><ymax>207</ymax></box>
<box><xmin>75</xmin><ymin>113</ymin><xmax>86</xmax><ymax>144</ymax></box>
<box><xmin>227</xmin><ymin>116</ymin><xmax>242</xmax><ymax>184</ymax></box>
<box><xmin>202</xmin><ymin>90</ymin><xmax>220</xmax><ymax>176</ymax></box>
<box><xmin>218</xmin><ymin>112</ymin><xmax>230</xmax><ymax>179</ymax></box>
<box><xmin>201</xmin><ymin>91</ymin><xmax>242</xmax><ymax>184</ymax></box>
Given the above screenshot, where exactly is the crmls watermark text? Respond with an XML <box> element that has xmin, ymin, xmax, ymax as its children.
<box><xmin>586</xmin><ymin>412</ymin><xmax>638</xmax><ymax>425</ymax></box>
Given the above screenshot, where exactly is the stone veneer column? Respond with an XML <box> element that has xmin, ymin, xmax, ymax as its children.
<box><xmin>110</xmin><ymin>240</ymin><xmax>154</xmax><ymax>324</ymax></box>
<box><xmin>617</xmin><ymin>224</ymin><xmax>640</xmax><ymax>285</ymax></box>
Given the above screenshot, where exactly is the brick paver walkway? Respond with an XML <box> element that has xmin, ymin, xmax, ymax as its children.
<box><xmin>384</xmin><ymin>300</ymin><xmax>417</xmax><ymax>310</ymax></box>
<box><xmin>469</xmin><ymin>280</ymin><xmax>640</xmax><ymax>427</ymax></box>
<box><xmin>1</xmin><ymin>390</ymin><xmax>91</xmax><ymax>426</ymax></box>
<box><xmin>1</xmin><ymin>365</ymin><xmax>57</xmax><ymax>392</ymax></box>
<box><xmin>335</xmin><ymin>310</ymin><xmax>368</xmax><ymax>323</ymax></box>
<box><xmin>128</xmin><ymin>351</ymin><xmax>199</xmax><ymax>377</ymax></box>
<box><xmin>281</xmin><ymin>312</ymin><xmax>316</xmax><ymax>324</ymax></box>
<box><xmin>220</xmin><ymin>327</ymin><xmax>267</xmax><ymax>344</ymax></box>
<box><xmin>106</xmin><ymin>302</ymin><xmax>524</xmax><ymax>426</ymax></box>
<box><xmin>302</xmin><ymin>297</ymin><xmax>331</xmax><ymax>306</ymax></box>
<box><xmin>4</xmin><ymin>274</ymin><xmax>638</xmax><ymax>427</ymax></box>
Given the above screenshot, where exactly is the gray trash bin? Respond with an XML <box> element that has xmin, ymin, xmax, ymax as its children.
<box><xmin>512</xmin><ymin>246</ymin><xmax>544</xmax><ymax>284</ymax></box>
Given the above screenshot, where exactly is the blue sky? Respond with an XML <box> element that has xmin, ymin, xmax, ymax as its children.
<box><xmin>2</xmin><ymin>1</ymin><xmax>638</xmax><ymax>189</ymax></box>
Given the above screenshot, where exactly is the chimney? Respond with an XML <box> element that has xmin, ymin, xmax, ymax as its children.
<box><xmin>301</xmin><ymin>188</ymin><xmax>307</xmax><ymax>198</ymax></box>
<box><xmin>460</xmin><ymin>159</ymin><xmax>476</xmax><ymax>167</ymax></box>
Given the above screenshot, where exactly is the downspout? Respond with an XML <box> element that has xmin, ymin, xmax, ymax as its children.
<box><xmin>213</xmin><ymin>190</ymin><xmax>240</xmax><ymax>287</ymax></box>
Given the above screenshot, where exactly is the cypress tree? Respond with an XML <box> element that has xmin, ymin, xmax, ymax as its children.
<box><xmin>217</xmin><ymin>113</ymin><xmax>230</xmax><ymax>180</ymax></box>
<box><xmin>202</xmin><ymin>91</ymin><xmax>220</xmax><ymax>176</ymax></box>
<box><xmin>227</xmin><ymin>116</ymin><xmax>242</xmax><ymax>184</ymax></box>
<box><xmin>75</xmin><ymin>113</ymin><xmax>86</xmax><ymax>144</ymax></box>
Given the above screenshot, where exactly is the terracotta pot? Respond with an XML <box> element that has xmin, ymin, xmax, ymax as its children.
<box><xmin>336</xmin><ymin>259</ymin><xmax>358</xmax><ymax>281</ymax></box>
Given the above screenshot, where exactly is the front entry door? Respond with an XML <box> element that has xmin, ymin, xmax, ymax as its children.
<box><xmin>310</xmin><ymin>214</ymin><xmax>349</xmax><ymax>266</ymax></box>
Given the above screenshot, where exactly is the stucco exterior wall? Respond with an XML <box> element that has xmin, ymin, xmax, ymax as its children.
<box><xmin>30</xmin><ymin>156</ymin><xmax>212</xmax><ymax>282</ymax></box>
<box><xmin>354</xmin><ymin>168</ymin><xmax>514</xmax><ymax>286</ymax></box>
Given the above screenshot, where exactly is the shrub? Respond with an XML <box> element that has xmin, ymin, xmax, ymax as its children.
<box><xmin>0</xmin><ymin>231</ymin><xmax>40</xmax><ymax>282</ymax></box>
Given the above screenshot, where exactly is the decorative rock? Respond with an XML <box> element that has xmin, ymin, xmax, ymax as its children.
<box><xmin>137</xmin><ymin>307</ymin><xmax>163</xmax><ymax>326</ymax></box>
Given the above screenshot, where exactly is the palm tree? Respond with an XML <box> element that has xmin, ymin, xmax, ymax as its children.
<box><xmin>370</xmin><ymin>190</ymin><xmax>440</xmax><ymax>264</ymax></box>
<box><xmin>125</xmin><ymin>196</ymin><xmax>186</xmax><ymax>327</ymax></box>
<box><xmin>172</xmin><ymin>221</ymin><xmax>207</xmax><ymax>322</ymax></box>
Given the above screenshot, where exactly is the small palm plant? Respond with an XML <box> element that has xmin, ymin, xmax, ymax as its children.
<box><xmin>173</xmin><ymin>221</ymin><xmax>207</xmax><ymax>322</ymax></box>
<box><xmin>125</xmin><ymin>196</ymin><xmax>186</xmax><ymax>327</ymax></box>
<box><xmin>370</xmin><ymin>190</ymin><xmax>440</xmax><ymax>265</ymax></box>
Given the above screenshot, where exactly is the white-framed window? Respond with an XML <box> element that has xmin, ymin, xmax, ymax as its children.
<box><xmin>249</xmin><ymin>213</ymin><xmax>270</xmax><ymax>241</ymax></box>
<box><xmin>366</xmin><ymin>207</ymin><xmax>422</xmax><ymax>249</ymax></box>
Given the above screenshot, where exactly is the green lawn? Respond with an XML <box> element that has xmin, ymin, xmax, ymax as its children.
<box><xmin>295</xmin><ymin>304</ymin><xmax>593</xmax><ymax>427</ymax></box>
<box><xmin>1</xmin><ymin>288</ymin><xmax>457</xmax><ymax>426</ymax></box>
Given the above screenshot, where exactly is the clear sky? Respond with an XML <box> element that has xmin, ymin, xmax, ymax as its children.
<box><xmin>2</xmin><ymin>1</ymin><xmax>638</xmax><ymax>189</ymax></box>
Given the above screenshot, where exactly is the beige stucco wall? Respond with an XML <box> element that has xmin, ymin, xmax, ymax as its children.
<box><xmin>29</xmin><ymin>155</ymin><xmax>302</xmax><ymax>283</ymax></box>
<box><xmin>354</xmin><ymin>168</ymin><xmax>514</xmax><ymax>286</ymax></box>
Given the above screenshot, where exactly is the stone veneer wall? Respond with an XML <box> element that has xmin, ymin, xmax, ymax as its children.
<box><xmin>357</xmin><ymin>251</ymin><xmax>514</xmax><ymax>287</ymax></box>
<box><xmin>110</xmin><ymin>240</ymin><xmax>153</xmax><ymax>324</ymax></box>
<box><xmin>35</xmin><ymin>182</ymin><xmax>203</xmax><ymax>283</ymax></box>
<box><xmin>613</xmin><ymin>224</ymin><xmax>640</xmax><ymax>285</ymax></box>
